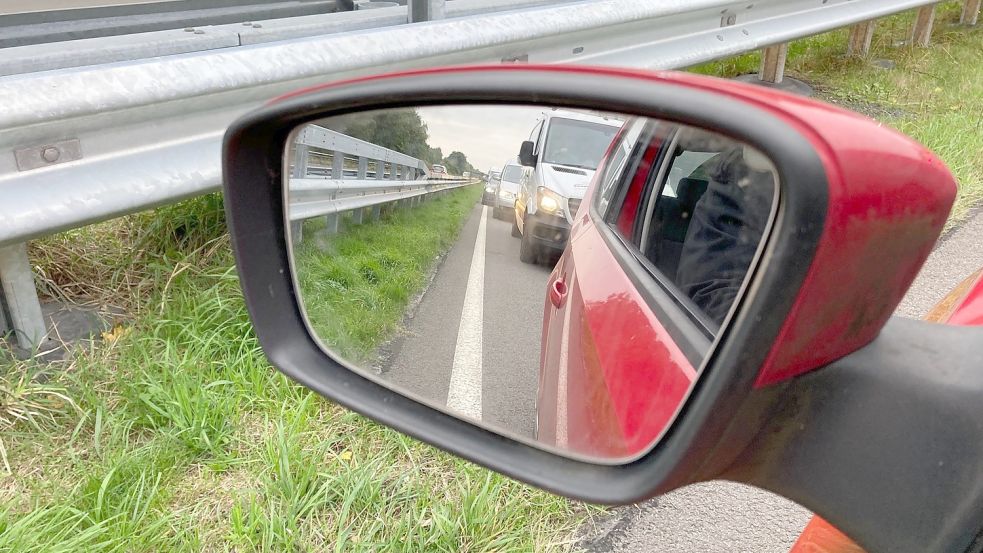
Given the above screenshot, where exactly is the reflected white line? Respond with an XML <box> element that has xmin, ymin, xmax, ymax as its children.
<box><xmin>556</xmin><ymin>282</ymin><xmax>572</xmax><ymax>448</ymax></box>
<box><xmin>446</xmin><ymin>206</ymin><xmax>487</xmax><ymax>421</ymax></box>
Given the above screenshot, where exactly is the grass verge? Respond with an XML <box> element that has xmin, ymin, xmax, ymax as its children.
<box><xmin>2</xmin><ymin>191</ymin><xmax>580</xmax><ymax>552</ymax></box>
<box><xmin>293</xmin><ymin>186</ymin><xmax>481</xmax><ymax>363</ymax></box>
<box><xmin>690</xmin><ymin>1</ymin><xmax>983</xmax><ymax>224</ymax></box>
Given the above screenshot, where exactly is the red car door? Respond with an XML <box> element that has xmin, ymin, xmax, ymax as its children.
<box><xmin>538</xmin><ymin>118</ymin><xmax>773</xmax><ymax>460</ymax></box>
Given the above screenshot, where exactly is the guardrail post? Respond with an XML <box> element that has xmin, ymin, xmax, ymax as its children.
<box><xmin>847</xmin><ymin>20</ymin><xmax>876</xmax><ymax>57</ymax></box>
<box><xmin>352</xmin><ymin>208</ymin><xmax>364</xmax><ymax>224</ymax></box>
<box><xmin>322</xmin><ymin>152</ymin><xmax>345</xmax><ymax>234</ymax></box>
<box><xmin>357</xmin><ymin>156</ymin><xmax>368</xmax><ymax>179</ymax></box>
<box><xmin>911</xmin><ymin>4</ymin><xmax>937</xmax><ymax>47</ymax></box>
<box><xmin>292</xmin><ymin>144</ymin><xmax>310</xmax><ymax>179</ymax></box>
<box><xmin>371</xmin><ymin>204</ymin><xmax>382</xmax><ymax>221</ymax></box>
<box><xmin>0</xmin><ymin>243</ymin><xmax>47</xmax><ymax>350</ymax></box>
<box><xmin>758</xmin><ymin>43</ymin><xmax>788</xmax><ymax>83</ymax></box>
<box><xmin>290</xmin><ymin>145</ymin><xmax>309</xmax><ymax>242</ymax></box>
<box><xmin>962</xmin><ymin>0</ymin><xmax>980</xmax><ymax>24</ymax></box>
<box><xmin>409</xmin><ymin>0</ymin><xmax>445</xmax><ymax>23</ymax></box>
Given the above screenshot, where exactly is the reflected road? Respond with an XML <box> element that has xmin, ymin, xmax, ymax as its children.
<box><xmin>380</xmin><ymin>203</ymin><xmax>552</xmax><ymax>439</ymax></box>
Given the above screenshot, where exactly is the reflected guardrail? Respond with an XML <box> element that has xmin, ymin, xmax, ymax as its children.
<box><xmin>286</xmin><ymin>125</ymin><xmax>475</xmax><ymax>239</ymax></box>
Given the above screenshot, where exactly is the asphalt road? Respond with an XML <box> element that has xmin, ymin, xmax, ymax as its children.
<box><xmin>379</xmin><ymin>203</ymin><xmax>551</xmax><ymax>439</ymax></box>
<box><xmin>575</xmin><ymin>208</ymin><xmax>983</xmax><ymax>553</ymax></box>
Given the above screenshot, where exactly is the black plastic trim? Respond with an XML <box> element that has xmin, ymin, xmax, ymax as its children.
<box><xmin>730</xmin><ymin>317</ymin><xmax>983</xmax><ymax>553</ymax></box>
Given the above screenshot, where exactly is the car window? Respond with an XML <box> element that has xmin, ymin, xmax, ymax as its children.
<box><xmin>595</xmin><ymin>118</ymin><xmax>647</xmax><ymax>218</ymax></box>
<box><xmin>542</xmin><ymin>117</ymin><xmax>621</xmax><ymax>170</ymax></box>
<box><xmin>661</xmin><ymin>151</ymin><xmax>719</xmax><ymax>198</ymax></box>
<box><xmin>604</xmin><ymin>124</ymin><xmax>777</xmax><ymax>331</ymax></box>
<box><xmin>501</xmin><ymin>165</ymin><xmax>523</xmax><ymax>183</ymax></box>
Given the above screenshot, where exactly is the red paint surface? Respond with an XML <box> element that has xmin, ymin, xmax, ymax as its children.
<box><xmin>789</xmin><ymin>516</ymin><xmax>866</xmax><ymax>553</ymax></box>
<box><xmin>538</xmin><ymin>126</ymin><xmax>695</xmax><ymax>458</ymax></box>
<box><xmin>948</xmin><ymin>271</ymin><xmax>983</xmax><ymax>326</ymax></box>
<box><xmin>539</xmin><ymin>223</ymin><xmax>697</xmax><ymax>458</ymax></box>
<box><xmin>616</xmin><ymin>133</ymin><xmax>663</xmax><ymax>237</ymax></box>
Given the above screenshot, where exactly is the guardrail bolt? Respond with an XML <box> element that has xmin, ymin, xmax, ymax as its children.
<box><xmin>41</xmin><ymin>147</ymin><xmax>60</xmax><ymax>163</ymax></box>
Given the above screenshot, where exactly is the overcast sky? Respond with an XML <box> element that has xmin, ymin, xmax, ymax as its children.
<box><xmin>418</xmin><ymin>105</ymin><xmax>546</xmax><ymax>173</ymax></box>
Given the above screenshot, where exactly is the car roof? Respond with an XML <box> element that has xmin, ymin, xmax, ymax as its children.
<box><xmin>542</xmin><ymin>108</ymin><xmax>622</xmax><ymax>127</ymax></box>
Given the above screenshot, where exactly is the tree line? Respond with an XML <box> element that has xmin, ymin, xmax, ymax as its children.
<box><xmin>322</xmin><ymin>109</ymin><xmax>479</xmax><ymax>177</ymax></box>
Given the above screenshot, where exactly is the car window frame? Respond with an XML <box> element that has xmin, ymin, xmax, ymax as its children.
<box><xmin>528</xmin><ymin>118</ymin><xmax>544</xmax><ymax>156</ymax></box>
<box><xmin>595</xmin><ymin>118</ymin><xmax>647</xmax><ymax>219</ymax></box>
<box><xmin>590</xmin><ymin>120</ymin><xmax>714</xmax><ymax>366</ymax></box>
<box><xmin>635</xmin><ymin>126</ymin><xmax>739</xmax><ymax>336</ymax></box>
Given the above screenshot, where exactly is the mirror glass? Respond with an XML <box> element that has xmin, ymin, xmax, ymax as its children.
<box><xmin>284</xmin><ymin>105</ymin><xmax>777</xmax><ymax>463</ymax></box>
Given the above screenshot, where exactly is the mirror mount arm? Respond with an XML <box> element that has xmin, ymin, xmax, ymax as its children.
<box><xmin>724</xmin><ymin>317</ymin><xmax>983</xmax><ymax>553</ymax></box>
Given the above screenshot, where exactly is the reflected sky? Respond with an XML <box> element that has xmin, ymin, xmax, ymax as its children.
<box><xmin>418</xmin><ymin>105</ymin><xmax>545</xmax><ymax>173</ymax></box>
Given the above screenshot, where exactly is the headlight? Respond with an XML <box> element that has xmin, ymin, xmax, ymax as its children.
<box><xmin>537</xmin><ymin>187</ymin><xmax>563</xmax><ymax>214</ymax></box>
<box><xmin>485</xmin><ymin>186</ymin><xmax>496</xmax><ymax>193</ymax></box>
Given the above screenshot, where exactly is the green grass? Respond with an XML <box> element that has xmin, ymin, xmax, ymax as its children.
<box><xmin>294</xmin><ymin>186</ymin><xmax>481</xmax><ymax>362</ymax></box>
<box><xmin>2</xmin><ymin>192</ymin><xmax>579</xmax><ymax>552</ymax></box>
<box><xmin>690</xmin><ymin>1</ymin><xmax>983</xmax><ymax>223</ymax></box>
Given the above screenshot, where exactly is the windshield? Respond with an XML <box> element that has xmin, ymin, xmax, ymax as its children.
<box><xmin>542</xmin><ymin>117</ymin><xmax>620</xmax><ymax>170</ymax></box>
<box><xmin>501</xmin><ymin>165</ymin><xmax>523</xmax><ymax>183</ymax></box>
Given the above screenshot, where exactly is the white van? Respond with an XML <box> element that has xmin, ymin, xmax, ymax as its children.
<box><xmin>512</xmin><ymin>109</ymin><xmax>623</xmax><ymax>263</ymax></box>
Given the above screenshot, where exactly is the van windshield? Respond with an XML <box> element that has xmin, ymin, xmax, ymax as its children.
<box><xmin>501</xmin><ymin>165</ymin><xmax>523</xmax><ymax>183</ymax></box>
<box><xmin>542</xmin><ymin>118</ymin><xmax>620</xmax><ymax>170</ymax></box>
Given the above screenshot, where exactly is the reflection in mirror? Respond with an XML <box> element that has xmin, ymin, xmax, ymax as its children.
<box><xmin>284</xmin><ymin>105</ymin><xmax>777</xmax><ymax>462</ymax></box>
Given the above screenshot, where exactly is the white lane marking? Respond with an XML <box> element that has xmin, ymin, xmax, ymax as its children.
<box><xmin>446</xmin><ymin>206</ymin><xmax>488</xmax><ymax>421</ymax></box>
<box><xmin>555</xmin><ymin>286</ymin><xmax>572</xmax><ymax>449</ymax></box>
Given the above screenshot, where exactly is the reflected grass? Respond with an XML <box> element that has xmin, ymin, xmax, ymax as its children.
<box><xmin>293</xmin><ymin>186</ymin><xmax>482</xmax><ymax>363</ymax></box>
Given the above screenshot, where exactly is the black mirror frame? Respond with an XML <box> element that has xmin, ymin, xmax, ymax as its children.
<box><xmin>222</xmin><ymin>65</ymin><xmax>827</xmax><ymax>502</ymax></box>
<box><xmin>223</xmin><ymin>66</ymin><xmax>983</xmax><ymax>551</ymax></box>
<box><xmin>518</xmin><ymin>140</ymin><xmax>536</xmax><ymax>167</ymax></box>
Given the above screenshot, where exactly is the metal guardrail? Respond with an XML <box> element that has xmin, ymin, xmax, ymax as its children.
<box><xmin>0</xmin><ymin>0</ymin><xmax>946</xmax><ymax>250</ymax></box>
<box><xmin>287</xmin><ymin>125</ymin><xmax>474</xmax><ymax>238</ymax></box>
<box><xmin>0</xmin><ymin>0</ymin><xmax>958</xmax><ymax>350</ymax></box>
<box><xmin>0</xmin><ymin>0</ymin><xmax>346</xmax><ymax>49</ymax></box>
<box><xmin>289</xmin><ymin>177</ymin><xmax>473</xmax><ymax>226</ymax></box>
